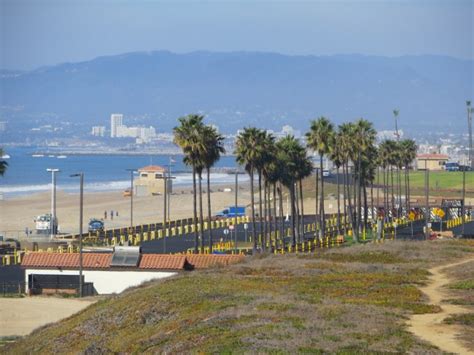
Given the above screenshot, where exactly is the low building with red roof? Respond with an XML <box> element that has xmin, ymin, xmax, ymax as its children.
<box><xmin>21</xmin><ymin>249</ymin><xmax>243</xmax><ymax>295</ymax></box>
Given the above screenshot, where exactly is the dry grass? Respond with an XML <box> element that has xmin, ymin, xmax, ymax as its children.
<box><xmin>5</xmin><ymin>239</ymin><xmax>474</xmax><ymax>354</ymax></box>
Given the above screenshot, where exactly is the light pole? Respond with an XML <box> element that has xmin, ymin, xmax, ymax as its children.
<box><xmin>46</xmin><ymin>168</ymin><xmax>60</xmax><ymax>239</ymax></box>
<box><xmin>234</xmin><ymin>169</ymin><xmax>238</xmax><ymax>253</ymax></box>
<box><xmin>70</xmin><ymin>173</ymin><xmax>84</xmax><ymax>297</ymax></box>
<box><xmin>126</xmin><ymin>169</ymin><xmax>137</xmax><ymax>230</ymax></box>
<box><xmin>467</xmin><ymin>101</ymin><xmax>473</xmax><ymax>169</ymax></box>
<box><xmin>461</xmin><ymin>167</ymin><xmax>466</xmax><ymax>236</ymax></box>
<box><xmin>424</xmin><ymin>169</ymin><xmax>430</xmax><ymax>240</ymax></box>
<box><xmin>156</xmin><ymin>172</ymin><xmax>175</xmax><ymax>253</ymax></box>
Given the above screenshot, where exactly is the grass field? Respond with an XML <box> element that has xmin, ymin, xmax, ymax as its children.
<box><xmin>5</xmin><ymin>239</ymin><xmax>474</xmax><ymax>353</ymax></box>
<box><xmin>300</xmin><ymin>171</ymin><xmax>474</xmax><ymax>199</ymax></box>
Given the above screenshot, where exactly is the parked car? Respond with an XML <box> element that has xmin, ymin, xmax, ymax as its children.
<box><xmin>88</xmin><ymin>219</ymin><xmax>104</xmax><ymax>233</ymax></box>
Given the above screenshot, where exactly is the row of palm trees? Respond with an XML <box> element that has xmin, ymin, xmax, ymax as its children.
<box><xmin>174</xmin><ymin>114</ymin><xmax>417</xmax><ymax>253</ymax></box>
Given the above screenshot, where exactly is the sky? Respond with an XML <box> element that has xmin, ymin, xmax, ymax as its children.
<box><xmin>1</xmin><ymin>0</ymin><xmax>473</xmax><ymax>70</ymax></box>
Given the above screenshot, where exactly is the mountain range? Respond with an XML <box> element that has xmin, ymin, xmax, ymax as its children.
<box><xmin>1</xmin><ymin>50</ymin><xmax>473</xmax><ymax>133</ymax></box>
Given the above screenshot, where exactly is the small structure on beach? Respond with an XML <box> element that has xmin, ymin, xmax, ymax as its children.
<box><xmin>134</xmin><ymin>165</ymin><xmax>172</xmax><ymax>196</ymax></box>
<box><xmin>21</xmin><ymin>249</ymin><xmax>243</xmax><ymax>295</ymax></box>
<box><xmin>416</xmin><ymin>154</ymin><xmax>449</xmax><ymax>171</ymax></box>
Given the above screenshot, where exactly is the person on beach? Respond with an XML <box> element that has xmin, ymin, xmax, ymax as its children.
<box><xmin>104</xmin><ymin>211</ymin><xmax>107</xmax><ymax>219</ymax></box>
<box><xmin>111</xmin><ymin>210</ymin><xmax>114</xmax><ymax>220</ymax></box>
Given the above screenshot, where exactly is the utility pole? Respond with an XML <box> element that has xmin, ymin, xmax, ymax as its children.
<box><xmin>461</xmin><ymin>167</ymin><xmax>466</xmax><ymax>236</ymax></box>
<box><xmin>70</xmin><ymin>173</ymin><xmax>84</xmax><ymax>297</ymax></box>
<box><xmin>126</xmin><ymin>169</ymin><xmax>137</xmax><ymax>232</ymax></box>
<box><xmin>157</xmin><ymin>172</ymin><xmax>175</xmax><ymax>253</ymax></box>
<box><xmin>234</xmin><ymin>169</ymin><xmax>238</xmax><ymax>253</ymax></box>
<box><xmin>46</xmin><ymin>168</ymin><xmax>60</xmax><ymax>238</ymax></box>
<box><xmin>467</xmin><ymin>101</ymin><xmax>473</xmax><ymax>169</ymax></box>
<box><xmin>424</xmin><ymin>169</ymin><xmax>430</xmax><ymax>240</ymax></box>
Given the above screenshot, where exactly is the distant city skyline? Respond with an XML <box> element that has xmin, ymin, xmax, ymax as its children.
<box><xmin>1</xmin><ymin>0</ymin><xmax>473</xmax><ymax>70</ymax></box>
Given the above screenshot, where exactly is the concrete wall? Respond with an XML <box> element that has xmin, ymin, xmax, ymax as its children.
<box><xmin>24</xmin><ymin>269</ymin><xmax>177</xmax><ymax>294</ymax></box>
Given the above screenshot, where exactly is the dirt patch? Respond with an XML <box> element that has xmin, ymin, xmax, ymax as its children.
<box><xmin>0</xmin><ymin>296</ymin><xmax>96</xmax><ymax>337</ymax></box>
<box><xmin>407</xmin><ymin>258</ymin><xmax>474</xmax><ymax>354</ymax></box>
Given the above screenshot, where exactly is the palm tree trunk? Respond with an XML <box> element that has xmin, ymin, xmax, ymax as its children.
<box><xmin>290</xmin><ymin>181</ymin><xmax>297</xmax><ymax>247</ymax></box>
<box><xmin>320</xmin><ymin>156</ymin><xmax>325</xmax><ymax>239</ymax></box>
<box><xmin>250</xmin><ymin>168</ymin><xmax>257</xmax><ymax>254</ymax></box>
<box><xmin>407</xmin><ymin>166</ymin><xmax>411</xmax><ymax>211</ymax></box>
<box><xmin>336</xmin><ymin>167</ymin><xmax>341</xmax><ymax>235</ymax></box>
<box><xmin>363</xmin><ymin>184</ymin><xmax>368</xmax><ymax>232</ymax></box>
<box><xmin>390</xmin><ymin>166</ymin><xmax>395</xmax><ymax>217</ymax></box>
<box><xmin>347</xmin><ymin>164</ymin><xmax>357</xmax><ymax>242</ymax></box>
<box><xmin>192</xmin><ymin>166</ymin><xmax>198</xmax><ymax>253</ymax></box>
<box><xmin>295</xmin><ymin>182</ymin><xmax>300</xmax><ymax>243</ymax></box>
<box><xmin>370</xmin><ymin>180</ymin><xmax>374</xmax><ymax>226</ymax></box>
<box><xmin>273</xmin><ymin>183</ymin><xmax>277</xmax><ymax>248</ymax></box>
<box><xmin>278</xmin><ymin>184</ymin><xmax>285</xmax><ymax>249</ymax></box>
<box><xmin>263</xmin><ymin>179</ymin><xmax>268</xmax><ymax>250</ymax></box>
<box><xmin>343</xmin><ymin>164</ymin><xmax>347</xmax><ymax>232</ymax></box>
<box><xmin>357</xmin><ymin>153</ymin><xmax>362</xmax><ymax>239</ymax></box>
<box><xmin>198</xmin><ymin>171</ymin><xmax>204</xmax><ymax>253</ymax></box>
<box><xmin>315</xmin><ymin>168</ymin><xmax>319</xmax><ymax>237</ymax></box>
<box><xmin>299</xmin><ymin>179</ymin><xmax>305</xmax><ymax>241</ymax></box>
<box><xmin>258</xmin><ymin>171</ymin><xmax>263</xmax><ymax>251</ymax></box>
<box><xmin>206</xmin><ymin>168</ymin><xmax>213</xmax><ymax>253</ymax></box>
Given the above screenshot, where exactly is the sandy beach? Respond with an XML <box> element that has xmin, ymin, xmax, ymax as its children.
<box><xmin>0</xmin><ymin>184</ymin><xmax>253</xmax><ymax>238</ymax></box>
<box><xmin>0</xmin><ymin>182</ymin><xmax>339</xmax><ymax>239</ymax></box>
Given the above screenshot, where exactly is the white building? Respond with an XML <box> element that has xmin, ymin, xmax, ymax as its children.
<box><xmin>21</xmin><ymin>249</ymin><xmax>243</xmax><ymax>295</ymax></box>
<box><xmin>91</xmin><ymin>126</ymin><xmax>106</xmax><ymax>137</ymax></box>
<box><xmin>110</xmin><ymin>113</ymin><xmax>124</xmax><ymax>138</ymax></box>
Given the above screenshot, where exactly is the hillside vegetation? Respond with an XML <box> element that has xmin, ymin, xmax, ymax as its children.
<box><xmin>6</xmin><ymin>240</ymin><xmax>474</xmax><ymax>353</ymax></box>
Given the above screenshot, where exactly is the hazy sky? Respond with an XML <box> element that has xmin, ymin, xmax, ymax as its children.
<box><xmin>1</xmin><ymin>0</ymin><xmax>473</xmax><ymax>70</ymax></box>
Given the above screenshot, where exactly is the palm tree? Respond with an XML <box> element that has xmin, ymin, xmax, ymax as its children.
<box><xmin>173</xmin><ymin>114</ymin><xmax>205</xmax><ymax>253</ymax></box>
<box><xmin>400</xmin><ymin>139</ymin><xmax>417</xmax><ymax>213</ymax></box>
<box><xmin>296</xmin><ymin>157</ymin><xmax>313</xmax><ymax>241</ymax></box>
<box><xmin>306</xmin><ymin>117</ymin><xmax>335</xmax><ymax>240</ymax></box>
<box><xmin>276</xmin><ymin>135</ymin><xmax>307</xmax><ymax>247</ymax></box>
<box><xmin>202</xmin><ymin>126</ymin><xmax>226</xmax><ymax>252</ymax></box>
<box><xmin>256</xmin><ymin>131</ymin><xmax>275</xmax><ymax>251</ymax></box>
<box><xmin>338</xmin><ymin>123</ymin><xmax>356</xmax><ymax>235</ymax></box>
<box><xmin>330</xmin><ymin>133</ymin><xmax>345</xmax><ymax>235</ymax></box>
<box><xmin>0</xmin><ymin>148</ymin><xmax>7</xmax><ymax>176</ymax></box>
<box><xmin>378</xmin><ymin>140</ymin><xmax>395</xmax><ymax>221</ymax></box>
<box><xmin>393</xmin><ymin>109</ymin><xmax>400</xmax><ymax>141</ymax></box>
<box><xmin>235</xmin><ymin>127</ymin><xmax>266</xmax><ymax>254</ymax></box>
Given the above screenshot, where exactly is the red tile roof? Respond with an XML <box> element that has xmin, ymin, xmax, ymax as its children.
<box><xmin>21</xmin><ymin>253</ymin><xmax>111</xmax><ymax>269</ymax></box>
<box><xmin>139</xmin><ymin>255</ymin><xmax>187</xmax><ymax>270</ymax></box>
<box><xmin>21</xmin><ymin>252</ymin><xmax>245</xmax><ymax>271</ymax></box>
<box><xmin>138</xmin><ymin>165</ymin><xmax>166</xmax><ymax>172</ymax></box>
<box><xmin>186</xmin><ymin>254</ymin><xmax>245</xmax><ymax>269</ymax></box>
<box><xmin>416</xmin><ymin>154</ymin><xmax>449</xmax><ymax>160</ymax></box>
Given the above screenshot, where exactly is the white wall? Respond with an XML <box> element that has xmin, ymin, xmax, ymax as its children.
<box><xmin>24</xmin><ymin>269</ymin><xmax>177</xmax><ymax>294</ymax></box>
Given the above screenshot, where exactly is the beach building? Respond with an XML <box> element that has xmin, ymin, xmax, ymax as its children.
<box><xmin>134</xmin><ymin>165</ymin><xmax>172</xmax><ymax>196</ymax></box>
<box><xmin>416</xmin><ymin>153</ymin><xmax>449</xmax><ymax>170</ymax></box>
<box><xmin>21</xmin><ymin>249</ymin><xmax>243</xmax><ymax>295</ymax></box>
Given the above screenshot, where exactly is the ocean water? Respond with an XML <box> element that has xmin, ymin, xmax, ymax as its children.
<box><xmin>0</xmin><ymin>147</ymin><xmax>245</xmax><ymax>198</ymax></box>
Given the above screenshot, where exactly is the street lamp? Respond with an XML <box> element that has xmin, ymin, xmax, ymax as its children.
<box><xmin>46</xmin><ymin>168</ymin><xmax>60</xmax><ymax>239</ymax></box>
<box><xmin>156</xmin><ymin>171</ymin><xmax>175</xmax><ymax>253</ymax></box>
<box><xmin>70</xmin><ymin>173</ymin><xmax>84</xmax><ymax>297</ymax></box>
<box><xmin>126</xmin><ymin>169</ymin><xmax>137</xmax><ymax>230</ymax></box>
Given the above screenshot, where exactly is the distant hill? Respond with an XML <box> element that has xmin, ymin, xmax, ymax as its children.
<box><xmin>1</xmin><ymin>51</ymin><xmax>472</xmax><ymax>132</ymax></box>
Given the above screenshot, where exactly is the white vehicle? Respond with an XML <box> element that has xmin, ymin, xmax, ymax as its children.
<box><xmin>34</xmin><ymin>214</ymin><xmax>58</xmax><ymax>234</ymax></box>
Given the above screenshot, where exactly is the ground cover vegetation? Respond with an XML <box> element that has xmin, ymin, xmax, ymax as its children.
<box><xmin>6</xmin><ymin>239</ymin><xmax>474</xmax><ymax>353</ymax></box>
